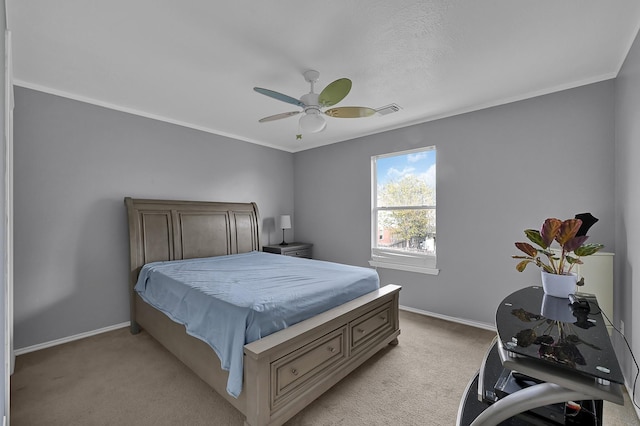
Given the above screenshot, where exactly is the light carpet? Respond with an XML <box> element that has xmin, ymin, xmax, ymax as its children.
<box><xmin>11</xmin><ymin>310</ymin><xmax>639</xmax><ymax>425</ymax></box>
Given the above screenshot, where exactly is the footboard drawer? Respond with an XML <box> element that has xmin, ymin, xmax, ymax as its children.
<box><xmin>350</xmin><ymin>301</ymin><xmax>394</xmax><ymax>352</ymax></box>
<box><xmin>271</xmin><ymin>326</ymin><xmax>347</xmax><ymax>408</ymax></box>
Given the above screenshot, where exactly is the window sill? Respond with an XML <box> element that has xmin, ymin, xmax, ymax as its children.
<box><xmin>369</xmin><ymin>260</ymin><xmax>440</xmax><ymax>275</ymax></box>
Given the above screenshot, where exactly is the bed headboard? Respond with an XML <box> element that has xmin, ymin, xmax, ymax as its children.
<box><xmin>124</xmin><ymin>197</ymin><xmax>261</xmax><ymax>327</ymax></box>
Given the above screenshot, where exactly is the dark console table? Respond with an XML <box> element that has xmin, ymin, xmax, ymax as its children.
<box><xmin>458</xmin><ymin>286</ymin><xmax>624</xmax><ymax>425</ymax></box>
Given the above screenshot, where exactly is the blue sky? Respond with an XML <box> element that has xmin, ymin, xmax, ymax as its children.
<box><xmin>376</xmin><ymin>149</ymin><xmax>436</xmax><ymax>187</ymax></box>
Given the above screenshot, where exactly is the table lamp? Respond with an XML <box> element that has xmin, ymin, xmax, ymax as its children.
<box><xmin>279</xmin><ymin>215</ymin><xmax>291</xmax><ymax>246</ymax></box>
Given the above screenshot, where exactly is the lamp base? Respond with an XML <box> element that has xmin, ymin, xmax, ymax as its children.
<box><xmin>279</xmin><ymin>241</ymin><xmax>289</xmax><ymax>246</ymax></box>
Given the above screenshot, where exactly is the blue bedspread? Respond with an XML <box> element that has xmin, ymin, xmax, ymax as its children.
<box><xmin>134</xmin><ymin>251</ymin><xmax>379</xmax><ymax>398</ymax></box>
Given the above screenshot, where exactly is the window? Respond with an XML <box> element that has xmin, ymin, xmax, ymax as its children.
<box><xmin>370</xmin><ymin>147</ymin><xmax>438</xmax><ymax>274</ymax></box>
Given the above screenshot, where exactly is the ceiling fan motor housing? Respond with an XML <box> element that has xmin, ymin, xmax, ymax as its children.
<box><xmin>301</xmin><ymin>92</ymin><xmax>320</xmax><ymax>108</ymax></box>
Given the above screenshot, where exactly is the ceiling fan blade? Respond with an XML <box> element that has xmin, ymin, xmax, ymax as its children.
<box><xmin>318</xmin><ymin>78</ymin><xmax>352</xmax><ymax>107</ymax></box>
<box><xmin>324</xmin><ymin>106</ymin><xmax>377</xmax><ymax>118</ymax></box>
<box><xmin>254</xmin><ymin>87</ymin><xmax>305</xmax><ymax>107</ymax></box>
<box><xmin>258</xmin><ymin>111</ymin><xmax>301</xmax><ymax>123</ymax></box>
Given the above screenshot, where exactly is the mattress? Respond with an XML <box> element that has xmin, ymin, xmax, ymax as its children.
<box><xmin>134</xmin><ymin>251</ymin><xmax>380</xmax><ymax>397</ymax></box>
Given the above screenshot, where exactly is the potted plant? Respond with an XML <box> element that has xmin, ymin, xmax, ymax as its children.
<box><xmin>512</xmin><ymin>215</ymin><xmax>604</xmax><ymax>298</ymax></box>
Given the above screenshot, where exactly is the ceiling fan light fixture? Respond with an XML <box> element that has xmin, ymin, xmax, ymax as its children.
<box><xmin>299</xmin><ymin>109</ymin><xmax>326</xmax><ymax>133</ymax></box>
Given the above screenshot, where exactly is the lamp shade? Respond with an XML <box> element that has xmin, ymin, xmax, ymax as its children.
<box><xmin>280</xmin><ymin>215</ymin><xmax>292</xmax><ymax>230</ymax></box>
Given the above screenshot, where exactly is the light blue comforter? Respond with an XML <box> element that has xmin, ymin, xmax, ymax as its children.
<box><xmin>134</xmin><ymin>251</ymin><xmax>379</xmax><ymax>398</ymax></box>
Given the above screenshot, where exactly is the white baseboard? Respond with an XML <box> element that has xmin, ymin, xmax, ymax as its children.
<box><xmin>13</xmin><ymin>307</ymin><xmax>493</xmax><ymax>357</ymax></box>
<box><xmin>399</xmin><ymin>305</ymin><xmax>496</xmax><ymax>331</ymax></box>
<box><xmin>626</xmin><ymin>379</ymin><xmax>640</xmax><ymax>421</ymax></box>
<box><xmin>14</xmin><ymin>322</ymin><xmax>130</xmax><ymax>356</ymax></box>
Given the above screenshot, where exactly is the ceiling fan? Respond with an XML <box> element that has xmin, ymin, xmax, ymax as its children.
<box><xmin>253</xmin><ymin>70</ymin><xmax>377</xmax><ymax>138</ymax></box>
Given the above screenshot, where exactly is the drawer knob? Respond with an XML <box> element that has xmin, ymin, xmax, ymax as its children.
<box><xmin>357</xmin><ymin>328</ymin><xmax>365</xmax><ymax>334</ymax></box>
<box><xmin>291</xmin><ymin>368</ymin><xmax>298</xmax><ymax>376</ymax></box>
<box><xmin>327</xmin><ymin>346</ymin><xmax>335</xmax><ymax>353</ymax></box>
<box><xmin>379</xmin><ymin>315</ymin><xmax>387</xmax><ymax>321</ymax></box>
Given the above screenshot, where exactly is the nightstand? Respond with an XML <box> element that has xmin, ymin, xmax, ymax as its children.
<box><xmin>263</xmin><ymin>242</ymin><xmax>313</xmax><ymax>259</ymax></box>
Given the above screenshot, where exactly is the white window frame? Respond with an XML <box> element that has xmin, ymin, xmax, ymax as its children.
<box><xmin>369</xmin><ymin>147</ymin><xmax>439</xmax><ymax>275</ymax></box>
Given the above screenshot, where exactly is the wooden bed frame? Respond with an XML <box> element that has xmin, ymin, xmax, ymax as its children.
<box><xmin>125</xmin><ymin>197</ymin><xmax>401</xmax><ymax>426</ymax></box>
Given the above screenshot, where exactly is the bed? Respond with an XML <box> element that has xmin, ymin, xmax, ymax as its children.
<box><xmin>125</xmin><ymin>197</ymin><xmax>401</xmax><ymax>426</ymax></box>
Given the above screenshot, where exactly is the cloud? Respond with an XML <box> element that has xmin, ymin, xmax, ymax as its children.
<box><xmin>385</xmin><ymin>164</ymin><xmax>436</xmax><ymax>188</ymax></box>
<box><xmin>407</xmin><ymin>152</ymin><xmax>428</xmax><ymax>163</ymax></box>
<box><xmin>421</xmin><ymin>164</ymin><xmax>436</xmax><ymax>187</ymax></box>
<box><xmin>386</xmin><ymin>166</ymin><xmax>416</xmax><ymax>180</ymax></box>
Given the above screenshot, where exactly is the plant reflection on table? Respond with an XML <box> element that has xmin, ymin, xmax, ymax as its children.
<box><xmin>511</xmin><ymin>307</ymin><xmax>601</xmax><ymax>369</ymax></box>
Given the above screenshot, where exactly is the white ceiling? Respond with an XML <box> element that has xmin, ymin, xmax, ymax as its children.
<box><xmin>7</xmin><ymin>1</ymin><xmax>640</xmax><ymax>153</ymax></box>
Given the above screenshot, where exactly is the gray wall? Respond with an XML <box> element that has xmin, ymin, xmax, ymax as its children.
<box><xmin>1</xmin><ymin>0</ymin><xmax>7</xmax><ymax>420</ymax></box>
<box><xmin>294</xmin><ymin>81</ymin><xmax>615</xmax><ymax>327</ymax></box>
<box><xmin>614</xmin><ymin>27</ymin><xmax>640</xmax><ymax>407</ymax></box>
<box><xmin>13</xmin><ymin>87</ymin><xmax>294</xmax><ymax>349</ymax></box>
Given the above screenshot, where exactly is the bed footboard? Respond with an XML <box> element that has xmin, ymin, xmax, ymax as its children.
<box><xmin>243</xmin><ymin>284</ymin><xmax>401</xmax><ymax>426</ymax></box>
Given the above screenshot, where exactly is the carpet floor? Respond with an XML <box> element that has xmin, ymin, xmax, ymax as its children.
<box><xmin>10</xmin><ymin>310</ymin><xmax>639</xmax><ymax>425</ymax></box>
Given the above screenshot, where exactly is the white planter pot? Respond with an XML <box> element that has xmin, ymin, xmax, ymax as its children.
<box><xmin>541</xmin><ymin>271</ymin><xmax>577</xmax><ymax>299</ymax></box>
